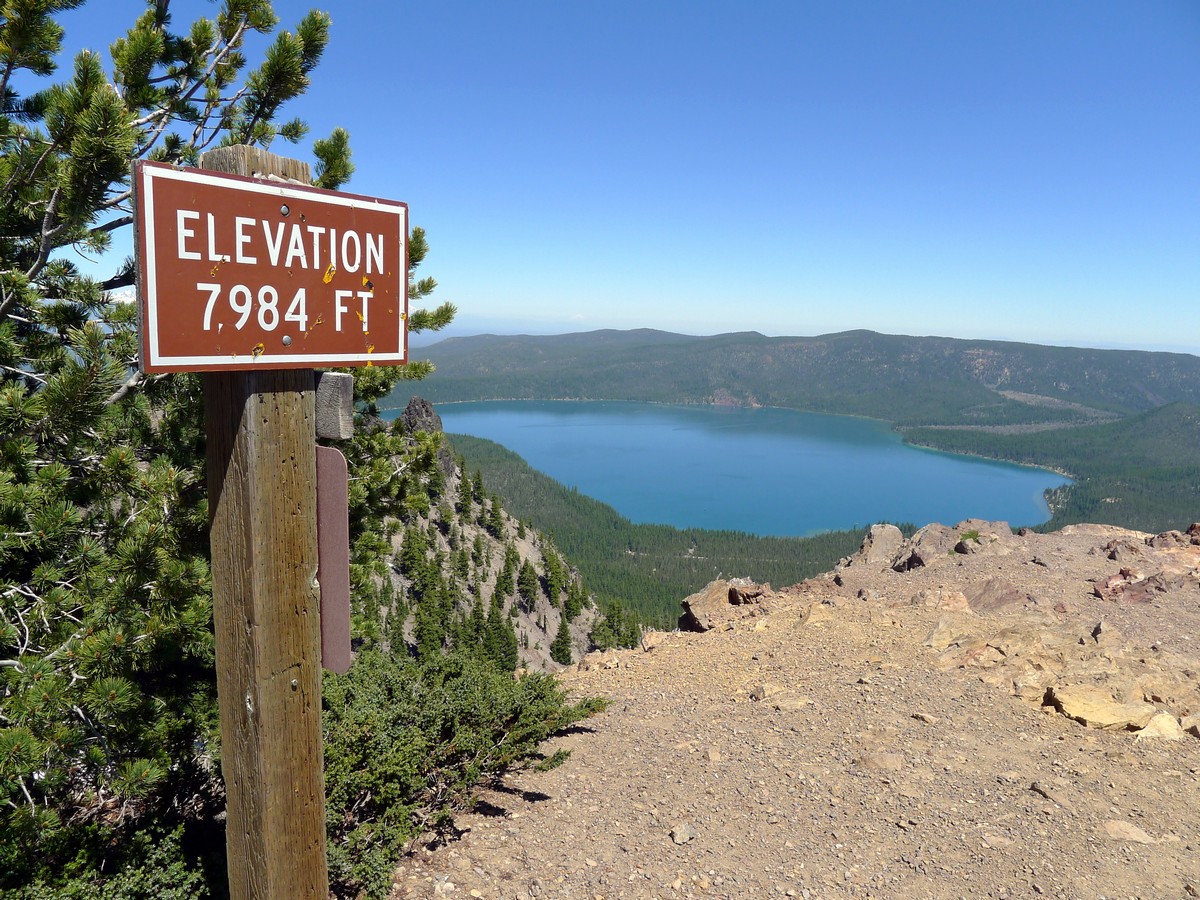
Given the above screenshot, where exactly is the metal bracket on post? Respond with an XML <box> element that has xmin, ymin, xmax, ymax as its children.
<box><xmin>314</xmin><ymin>370</ymin><xmax>353</xmax><ymax>674</ymax></box>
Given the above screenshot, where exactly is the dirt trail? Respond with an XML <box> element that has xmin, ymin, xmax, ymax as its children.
<box><xmin>394</xmin><ymin>523</ymin><xmax>1200</xmax><ymax>899</ymax></box>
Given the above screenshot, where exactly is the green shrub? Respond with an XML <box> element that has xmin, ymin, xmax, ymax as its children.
<box><xmin>322</xmin><ymin>648</ymin><xmax>605</xmax><ymax>899</ymax></box>
<box><xmin>0</xmin><ymin>824</ymin><xmax>210</xmax><ymax>900</ymax></box>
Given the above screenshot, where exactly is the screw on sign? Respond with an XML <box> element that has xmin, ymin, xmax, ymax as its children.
<box><xmin>134</xmin><ymin>159</ymin><xmax>408</xmax><ymax>373</ymax></box>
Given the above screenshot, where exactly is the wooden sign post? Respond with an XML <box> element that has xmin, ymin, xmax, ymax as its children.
<box><xmin>133</xmin><ymin>146</ymin><xmax>409</xmax><ymax>898</ymax></box>
<box><xmin>201</xmin><ymin>148</ymin><xmax>327</xmax><ymax>899</ymax></box>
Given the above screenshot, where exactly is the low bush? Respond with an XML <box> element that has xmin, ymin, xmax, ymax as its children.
<box><xmin>322</xmin><ymin>648</ymin><xmax>606</xmax><ymax>899</ymax></box>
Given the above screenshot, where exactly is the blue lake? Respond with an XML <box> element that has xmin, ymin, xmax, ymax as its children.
<box><xmin>428</xmin><ymin>400</ymin><xmax>1070</xmax><ymax>537</ymax></box>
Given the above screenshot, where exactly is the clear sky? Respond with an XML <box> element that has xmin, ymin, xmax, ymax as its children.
<box><xmin>54</xmin><ymin>1</ymin><xmax>1200</xmax><ymax>354</ymax></box>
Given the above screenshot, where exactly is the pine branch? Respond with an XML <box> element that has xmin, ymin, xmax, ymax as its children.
<box><xmin>106</xmin><ymin>372</ymin><xmax>141</xmax><ymax>405</ymax></box>
<box><xmin>128</xmin><ymin>18</ymin><xmax>250</xmax><ymax>129</ymax></box>
<box><xmin>25</xmin><ymin>184</ymin><xmax>63</xmax><ymax>280</ymax></box>
<box><xmin>89</xmin><ymin>214</ymin><xmax>133</xmax><ymax>237</ymax></box>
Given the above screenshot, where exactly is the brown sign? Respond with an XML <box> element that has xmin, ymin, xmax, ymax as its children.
<box><xmin>134</xmin><ymin>160</ymin><xmax>407</xmax><ymax>372</ymax></box>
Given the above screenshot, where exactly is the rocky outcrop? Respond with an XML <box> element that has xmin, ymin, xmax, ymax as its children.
<box><xmin>679</xmin><ymin>578</ymin><xmax>772</xmax><ymax>632</ymax></box>
<box><xmin>964</xmin><ymin>576</ymin><xmax>1032</xmax><ymax>613</ymax></box>
<box><xmin>889</xmin><ymin>519</ymin><xmax>1019</xmax><ymax>571</ymax></box>
<box><xmin>399</xmin><ymin>395</ymin><xmax>443</xmax><ymax>434</ymax></box>
<box><xmin>845</xmin><ymin>523</ymin><xmax>904</xmax><ymax>569</ymax></box>
<box><xmin>891</xmin><ymin>523</ymin><xmax>960</xmax><ymax>571</ymax></box>
<box><xmin>708</xmin><ymin>519</ymin><xmax>1200</xmax><ymax>743</ymax></box>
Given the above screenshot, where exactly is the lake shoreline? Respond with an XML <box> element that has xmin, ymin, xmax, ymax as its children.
<box><xmin>382</xmin><ymin>395</ymin><xmax>1079</xmax><ymax>484</ymax></box>
<box><xmin>391</xmin><ymin>399</ymin><xmax>1070</xmax><ymax>538</ymax></box>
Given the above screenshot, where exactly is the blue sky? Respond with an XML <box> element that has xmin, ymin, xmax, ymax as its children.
<box><xmin>54</xmin><ymin>1</ymin><xmax>1200</xmax><ymax>353</ymax></box>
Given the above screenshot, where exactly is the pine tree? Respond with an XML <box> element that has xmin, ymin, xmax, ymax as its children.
<box><xmin>550</xmin><ymin>614</ymin><xmax>573</xmax><ymax>665</ymax></box>
<box><xmin>485</xmin><ymin>494</ymin><xmax>506</xmax><ymax>538</ymax></box>
<box><xmin>564</xmin><ymin>578</ymin><xmax>585</xmax><ymax>622</ymax></box>
<box><xmin>542</xmin><ymin>544</ymin><xmax>567</xmax><ymax>604</ymax></box>
<box><xmin>517</xmin><ymin>558</ymin><xmax>539</xmax><ymax>608</ymax></box>
<box><xmin>494</xmin><ymin>558</ymin><xmax>515</xmax><ymax>598</ymax></box>
<box><xmin>0</xmin><ymin>1</ymin><xmax>461</xmax><ymax>889</ymax></box>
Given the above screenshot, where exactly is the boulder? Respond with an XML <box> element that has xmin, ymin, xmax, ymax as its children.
<box><xmin>924</xmin><ymin>616</ymin><xmax>983</xmax><ymax>652</ymax></box>
<box><xmin>1181</xmin><ymin>715</ymin><xmax>1199</xmax><ymax>738</ymax></box>
<box><xmin>892</xmin><ymin>524</ymin><xmax>959</xmax><ymax>571</ymax></box>
<box><xmin>852</xmin><ymin>523</ymin><xmax>905</xmax><ymax>568</ymax></box>
<box><xmin>1044</xmin><ymin>684</ymin><xmax>1157</xmax><ymax>731</ymax></box>
<box><xmin>679</xmin><ymin>580</ymin><xmax>733</xmax><ymax>632</ymax></box>
<box><xmin>669</xmin><ymin>822</ymin><xmax>696</xmax><ymax>845</ymax></box>
<box><xmin>1103</xmin><ymin>537</ymin><xmax>1149</xmax><ymax>563</ymax></box>
<box><xmin>1012</xmin><ymin>667</ymin><xmax>1057</xmax><ymax>701</ymax></box>
<box><xmin>1147</xmin><ymin>529</ymin><xmax>1193</xmax><ymax>549</ymax></box>
<box><xmin>1134</xmin><ymin>713</ymin><xmax>1185</xmax><ymax>742</ymax></box>
<box><xmin>728</xmin><ymin>577</ymin><xmax>770</xmax><ymax>604</ymax></box>
<box><xmin>641</xmin><ymin>630</ymin><xmax>666</xmax><ymax>652</ymax></box>
<box><xmin>679</xmin><ymin>579</ymin><xmax>770</xmax><ymax>632</ymax></box>
<box><xmin>577</xmin><ymin>650</ymin><xmax>621</xmax><ymax>672</ymax></box>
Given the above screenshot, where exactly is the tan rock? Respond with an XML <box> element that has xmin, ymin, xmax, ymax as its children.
<box><xmin>1012</xmin><ymin>668</ymin><xmax>1055</xmax><ymax>701</ymax></box>
<box><xmin>1101</xmin><ymin>820</ymin><xmax>1156</xmax><ymax>844</ymax></box>
<box><xmin>680</xmin><ymin>579</ymin><xmax>772</xmax><ymax>632</ymax></box>
<box><xmin>853</xmin><ymin>751</ymin><xmax>904</xmax><ymax>771</ymax></box>
<box><xmin>1045</xmin><ymin>684</ymin><xmax>1157</xmax><ymax>731</ymax></box>
<box><xmin>1182</xmin><ymin>715</ymin><xmax>1199</xmax><ymax>738</ymax></box>
<box><xmin>966</xmin><ymin>577</ymin><xmax>1030</xmax><ymax>613</ymax></box>
<box><xmin>641</xmin><ymin>631</ymin><xmax>665</xmax><ymax>652</ymax></box>
<box><xmin>1134</xmin><ymin>713</ymin><xmax>1185</xmax><ymax>742</ymax></box>
<box><xmin>938</xmin><ymin>590</ymin><xmax>971</xmax><ymax>612</ymax></box>
<box><xmin>750</xmin><ymin>682</ymin><xmax>785</xmax><ymax>701</ymax></box>
<box><xmin>851</xmin><ymin>523</ymin><xmax>905</xmax><ymax>568</ymax></box>
<box><xmin>679</xmin><ymin>580</ymin><xmax>734</xmax><ymax>632</ymax></box>
<box><xmin>892</xmin><ymin>523</ymin><xmax>960</xmax><ymax>571</ymax></box>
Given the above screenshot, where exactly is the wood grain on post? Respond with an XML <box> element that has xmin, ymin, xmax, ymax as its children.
<box><xmin>201</xmin><ymin>146</ymin><xmax>328</xmax><ymax>899</ymax></box>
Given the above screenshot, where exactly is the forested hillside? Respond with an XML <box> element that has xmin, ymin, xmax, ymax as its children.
<box><xmin>448</xmin><ymin>434</ymin><xmax>894</xmax><ymax>627</ymax></box>
<box><xmin>905</xmin><ymin>403</ymin><xmax>1200</xmax><ymax>534</ymax></box>
<box><xmin>405</xmin><ymin>329</ymin><xmax>1200</xmax><ymax>426</ymax></box>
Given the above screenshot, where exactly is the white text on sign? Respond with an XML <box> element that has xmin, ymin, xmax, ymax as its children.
<box><xmin>197</xmin><ymin>284</ymin><xmax>374</xmax><ymax>333</ymax></box>
<box><xmin>176</xmin><ymin>210</ymin><xmax>387</xmax><ymax>274</ymax></box>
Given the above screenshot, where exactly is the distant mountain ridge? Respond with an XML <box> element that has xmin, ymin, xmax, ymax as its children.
<box><xmin>409</xmin><ymin>329</ymin><xmax>1200</xmax><ymax>427</ymax></box>
<box><xmin>385</xmin><ymin>329</ymin><xmax>1200</xmax><ymax>535</ymax></box>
